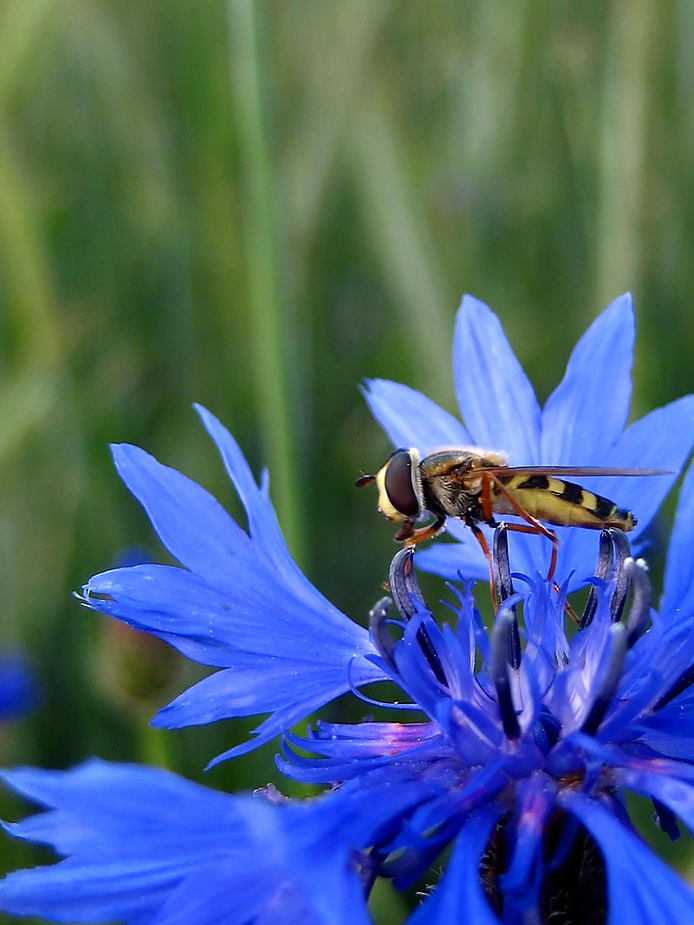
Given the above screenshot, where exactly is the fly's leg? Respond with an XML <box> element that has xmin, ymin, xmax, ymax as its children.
<box><xmin>481</xmin><ymin>473</ymin><xmax>580</xmax><ymax>619</ymax></box>
<box><xmin>482</xmin><ymin>473</ymin><xmax>578</xmax><ymax>620</ymax></box>
<box><xmin>468</xmin><ymin>521</ymin><xmax>498</xmax><ymax>613</ymax></box>
<box><xmin>500</xmin><ymin>521</ymin><xmax>559</xmax><ymax>583</ymax></box>
<box><xmin>393</xmin><ymin>521</ymin><xmax>415</xmax><ymax>542</ymax></box>
<box><xmin>401</xmin><ymin>513</ymin><xmax>446</xmax><ymax>547</ymax></box>
<box><xmin>493</xmin><ymin>520</ymin><xmax>578</xmax><ymax>621</ymax></box>
<box><xmin>483</xmin><ymin>473</ymin><xmax>559</xmax><ymax>581</ymax></box>
<box><xmin>554</xmin><ymin>585</ymin><xmax>580</xmax><ymax>625</ymax></box>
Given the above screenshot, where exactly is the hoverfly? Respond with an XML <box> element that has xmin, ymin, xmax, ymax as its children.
<box><xmin>356</xmin><ymin>447</ymin><xmax>668</xmax><ymax>587</ymax></box>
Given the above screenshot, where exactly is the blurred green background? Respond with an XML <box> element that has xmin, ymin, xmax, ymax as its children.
<box><xmin>1</xmin><ymin>0</ymin><xmax>694</xmax><ymax>920</ymax></box>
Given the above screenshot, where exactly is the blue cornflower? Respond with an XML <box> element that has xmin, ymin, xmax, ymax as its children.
<box><xmin>2</xmin><ymin>295</ymin><xmax>694</xmax><ymax>924</ymax></box>
<box><xmin>364</xmin><ymin>293</ymin><xmax>694</xmax><ymax>590</ymax></box>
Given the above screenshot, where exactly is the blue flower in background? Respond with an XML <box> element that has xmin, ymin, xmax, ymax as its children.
<box><xmin>364</xmin><ymin>293</ymin><xmax>694</xmax><ymax>589</ymax></box>
<box><xmin>0</xmin><ymin>655</ymin><xmax>36</xmax><ymax>722</ymax></box>
<box><xmin>2</xmin><ymin>295</ymin><xmax>694</xmax><ymax>924</ymax></box>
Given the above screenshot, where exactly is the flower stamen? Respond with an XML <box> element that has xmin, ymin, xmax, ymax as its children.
<box><xmin>388</xmin><ymin>548</ymin><xmax>447</xmax><ymax>686</ymax></box>
<box><xmin>580</xmin><ymin>623</ymin><xmax>628</xmax><ymax>736</ymax></box>
<box><xmin>623</xmin><ymin>557</ymin><xmax>652</xmax><ymax>648</ymax></box>
<box><xmin>580</xmin><ymin>530</ymin><xmax>614</xmax><ymax>629</ymax></box>
<box><xmin>493</xmin><ymin>524</ymin><xmax>521</xmax><ymax>669</ymax></box>
<box><xmin>490</xmin><ymin>607</ymin><xmax>522</xmax><ymax>740</ymax></box>
<box><xmin>388</xmin><ymin>547</ymin><xmax>427</xmax><ymax>620</ymax></box>
<box><xmin>608</xmin><ymin>529</ymin><xmax>632</xmax><ymax>623</ymax></box>
<box><xmin>368</xmin><ymin>596</ymin><xmax>397</xmax><ymax>672</ymax></box>
<box><xmin>580</xmin><ymin>528</ymin><xmax>632</xmax><ymax>630</ymax></box>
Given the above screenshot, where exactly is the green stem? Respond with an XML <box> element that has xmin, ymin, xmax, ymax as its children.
<box><xmin>595</xmin><ymin>0</ymin><xmax>654</xmax><ymax>313</ymax></box>
<box><xmin>227</xmin><ymin>0</ymin><xmax>304</xmax><ymax>564</ymax></box>
<box><xmin>137</xmin><ymin>715</ymin><xmax>173</xmax><ymax>770</ymax></box>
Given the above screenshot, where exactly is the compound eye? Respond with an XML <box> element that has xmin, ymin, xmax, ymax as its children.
<box><xmin>384</xmin><ymin>450</ymin><xmax>419</xmax><ymax>517</ymax></box>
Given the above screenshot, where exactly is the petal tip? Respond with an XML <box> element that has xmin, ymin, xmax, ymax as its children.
<box><xmin>459</xmin><ymin>293</ymin><xmax>492</xmax><ymax>313</ymax></box>
<box><xmin>602</xmin><ymin>292</ymin><xmax>635</xmax><ymax>334</ymax></box>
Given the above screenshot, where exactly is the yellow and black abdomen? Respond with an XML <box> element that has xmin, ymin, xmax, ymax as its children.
<box><xmin>496</xmin><ymin>474</ymin><xmax>636</xmax><ymax>531</ymax></box>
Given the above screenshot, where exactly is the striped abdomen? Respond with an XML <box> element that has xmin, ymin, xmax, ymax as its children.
<box><xmin>493</xmin><ymin>474</ymin><xmax>636</xmax><ymax>531</ymax></box>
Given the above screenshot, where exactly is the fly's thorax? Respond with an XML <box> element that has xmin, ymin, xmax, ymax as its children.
<box><xmin>419</xmin><ymin>448</ymin><xmax>508</xmax><ymax>477</ymax></box>
<box><xmin>418</xmin><ymin>448</ymin><xmax>508</xmax><ymax>521</ymax></box>
<box><xmin>421</xmin><ymin>470</ymin><xmax>482</xmax><ymax>521</ymax></box>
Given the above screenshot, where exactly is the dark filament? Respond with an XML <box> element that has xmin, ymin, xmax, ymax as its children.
<box><xmin>608</xmin><ymin>529</ymin><xmax>631</xmax><ymax>622</ymax></box>
<box><xmin>388</xmin><ymin>547</ymin><xmax>427</xmax><ymax>619</ymax></box>
<box><xmin>580</xmin><ymin>528</ymin><xmax>632</xmax><ymax>629</ymax></box>
<box><xmin>490</xmin><ymin>608</ymin><xmax>521</xmax><ymax>740</ymax></box>
<box><xmin>368</xmin><ymin>597</ymin><xmax>397</xmax><ymax>673</ymax></box>
<box><xmin>580</xmin><ymin>530</ymin><xmax>614</xmax><ymax>629</ymax></box>
<box><xmin>387</xmin><ymin>548</ymin><xmax>447</xmax><ymax>686</ymax></box>
<box><xmin>493</xmin><ymin>524</ymin><xmax>521</xmax><ymax>668</ymax></box>
<box><xmin>623</xmin><ymin>557</ymin><xmax>652</xmax><ymax>648</ymax></box>
<box><xmin>580</xmin><ymin>624</ymin><xmax>627</xmax><ymax>736</ymax></box>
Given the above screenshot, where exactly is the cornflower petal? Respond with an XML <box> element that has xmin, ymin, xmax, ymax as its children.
<box><xmin>609</xmin><ymin>766</ymin><xmax>694</xmax><ymax>835</ymax></box>
<box><xmin>414</xmin><ymin>534</ymin><xmax>489</xmax><ymax>583</ymax></box>
<box><xmin>540</xmin><ymin>293</ymin><xmax>634</xmax><ymax>465</ymax></box>
<box><xmin>194</xmin><ymin>405</ymin><xmax>336</xmax><ymax>615</ymax></box>
<box><xmin>154</xmin><ymin>658</ymin><xmax>374</xmax><ymax>766</ymax></box>
<box><xmin>500</xmin><ymin>773</ymin><xmax>555</xmax><ymax>914</ymax></box>
<box><xmin>561</xmin><ymin>791</ymin><xmax>694</xmax><ymax>925</ymax></box>
<box><xmin>453</xmin><ymin>294</ymin><xmax>541</xmax><ymax>464</ymax></box>
<box><xmin>110</xmin><ymin>442</ymin><xmax>254</xmax><ymax>593</ymax></box>
<box><xmin>405</xmin><ymin>806</ymin><xmax>504</xmax><ymax>925</ymax></box>
<box><xmin>361</xmin><ymin>379</ymin><xmax>471</xmax><ymax>454</ymax></box>
<box><xmin>0</xmin><ymin>760</ymin><xmax>374</xmax><ymax>925</ymax></box>
<box><xmin>85</xmin><ymin>565</ymin><xmax>368</xmax><ymax>664</ymax></box>
<box><xmin>662</xmin><ymin>456</ymin><xmax>694</xmax><ymax>617</ymax></box>
<box><xmin>591</xmin><ymin>395</ymin><xmax>694</xmax><ymax>530</ymax></box>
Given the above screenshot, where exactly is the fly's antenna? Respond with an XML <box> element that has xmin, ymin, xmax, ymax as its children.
<box><xmin>355</xmin><ymin>473</ymin><xmax>376</xmax><ymax>488</ymax></box>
